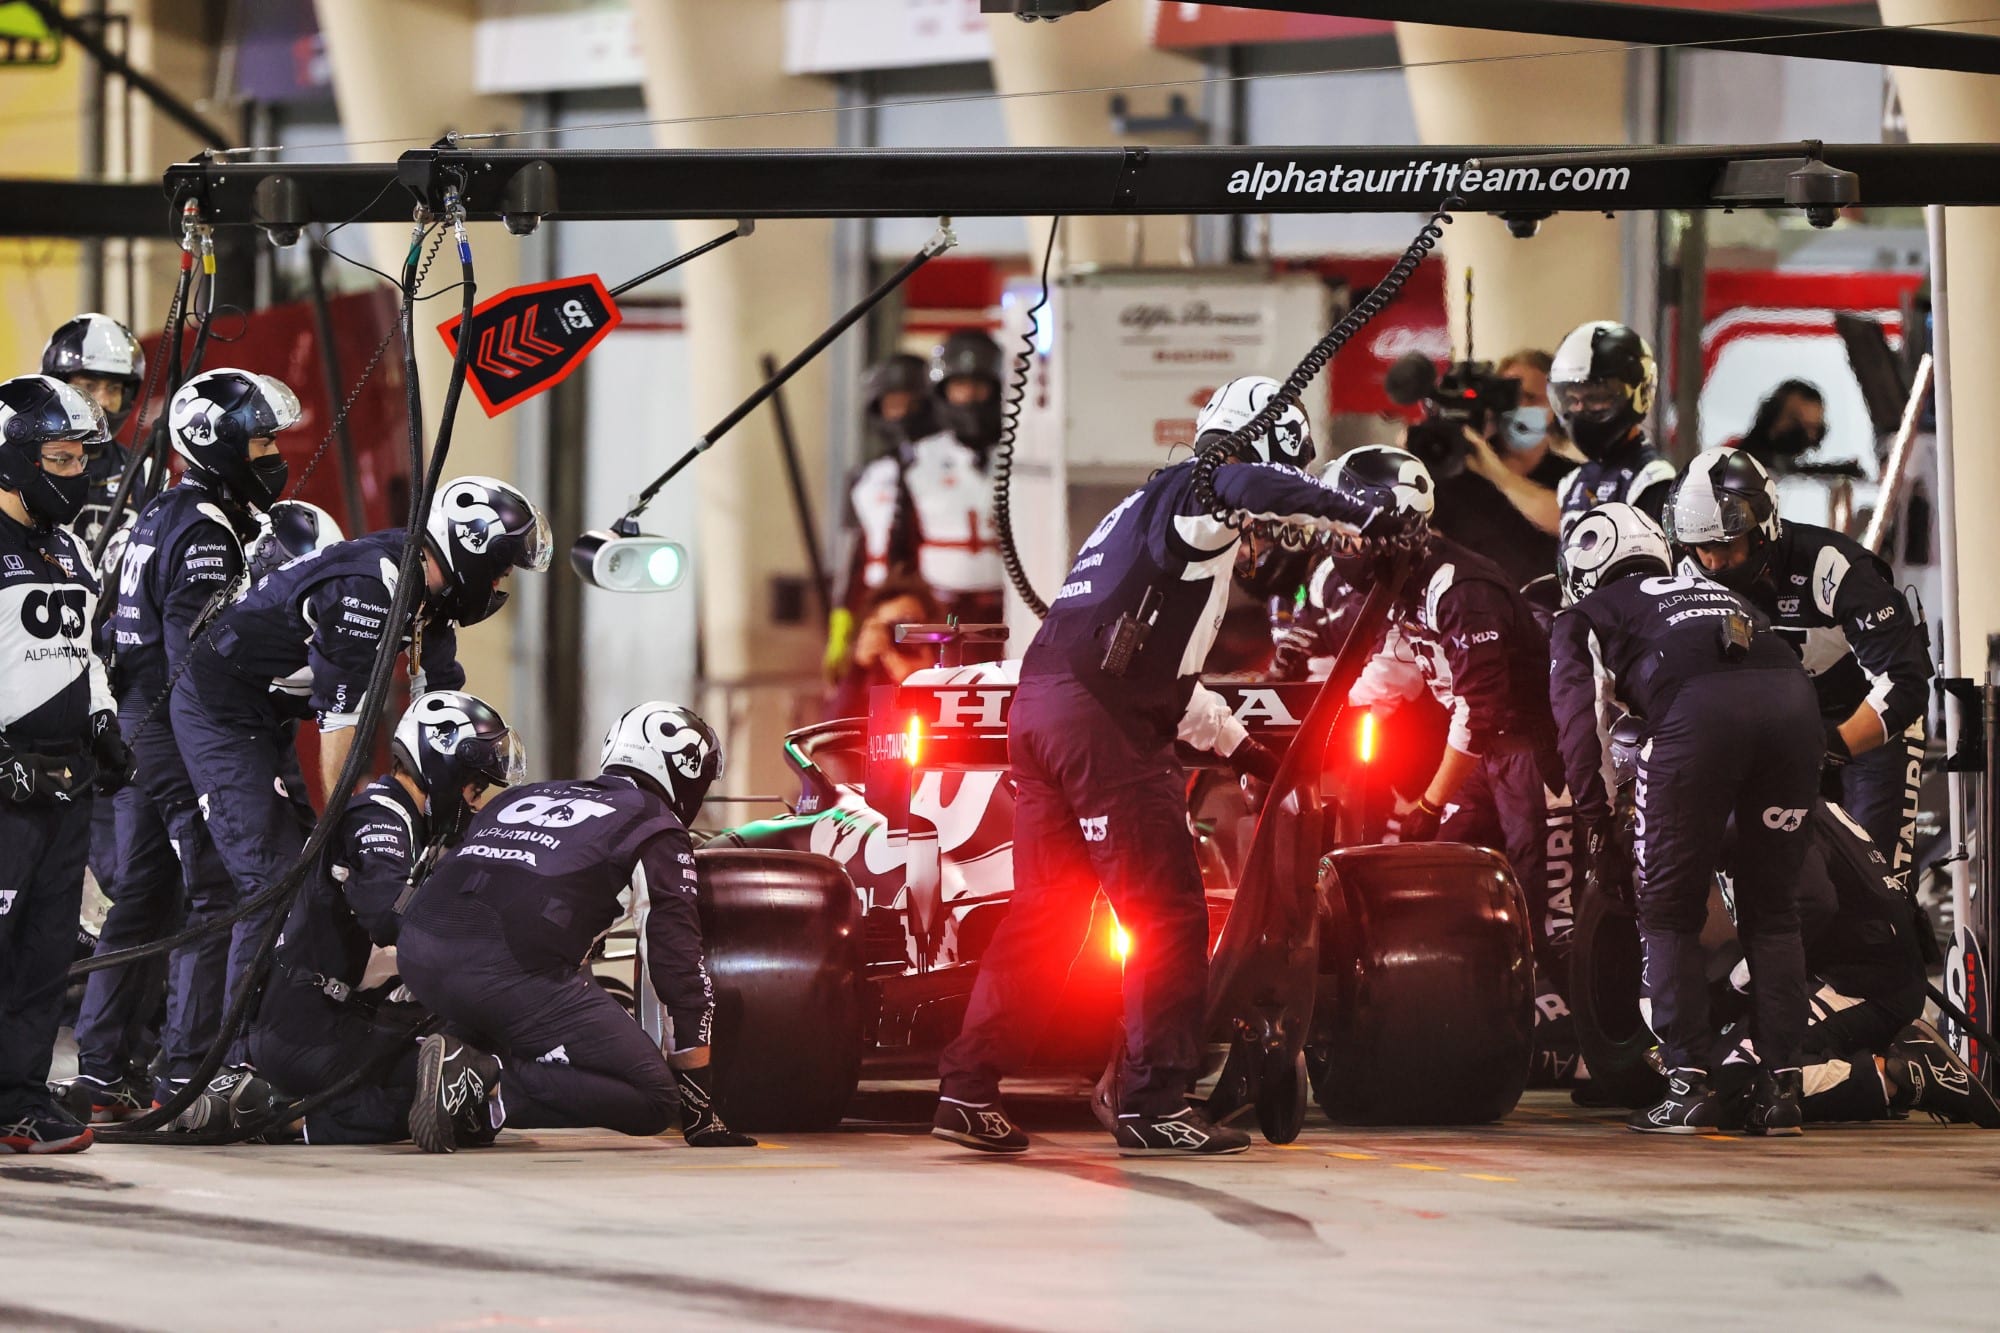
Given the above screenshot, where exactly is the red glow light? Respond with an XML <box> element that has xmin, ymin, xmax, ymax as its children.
<box><xmin>1357</xmin><ymin>710</ymin><xmax>1378</xmax><ymax>765</ymax></box>
<box><xmin>905</xmin><ymin>716</ymin><xmax>923</xmax><ymax>767</ymax></box>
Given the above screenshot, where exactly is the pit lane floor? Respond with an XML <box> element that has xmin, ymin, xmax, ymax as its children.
<box><xmin>3</xmin><ymin>1085</ymin><xmax>1995</xmax><ymax>1333</ymax></box>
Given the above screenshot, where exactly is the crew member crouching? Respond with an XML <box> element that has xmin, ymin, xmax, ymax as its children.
<box><xmin>396</xmin><ymin>702</ymin><xmax>754</xmax><ymax>1151</ymax></box>
<box><xmin>243</xmin><ymin>691</ymin><xmax>521</xmax><ymax>1144</ymax></box>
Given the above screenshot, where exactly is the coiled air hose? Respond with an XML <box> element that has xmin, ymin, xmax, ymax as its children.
<box><xmin>990</xmin><ymin>218</ymin><xmax>1064</xmax><ymax>618</ymax></box>
<box><xmin>96</xmin><ymin>199</ymin><xmax>481</xmax><ymax>1143</ymax></box>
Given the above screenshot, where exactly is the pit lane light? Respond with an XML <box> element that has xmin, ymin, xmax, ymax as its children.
<box><xmin>570</xmin><ymin>528</ymin><xmax>689</xmax><ymax>592</ymax></box>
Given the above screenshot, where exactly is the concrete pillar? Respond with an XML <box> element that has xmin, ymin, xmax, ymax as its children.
<box><xmin>986</xmin><ymin>4</ymin><xmax>1206</xmax><ymax>266</ymax></box>
<box><xmin>1396</xmin><ymin>24</ymin><xmax>1630</xmax><ymax>358</ymax></box>
<box><xmin>632</xmin><ymin>0</ymin><xmax>836</xmax><ymax>791</ymax></box>
<box><xmin>318</xmin><ymin>0</ymin><xmax>524</xmax><ymax>717</ymax></box>
<box><xmin>1880</xmin><ymin>0</ymin><xmax>2000</xmax><ymax>676</ymax></box>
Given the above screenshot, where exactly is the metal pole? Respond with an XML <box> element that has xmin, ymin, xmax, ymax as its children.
<box><xmin>304</xmin><ymin>236</ymin><xmax>368</xmax><ymax>539</ymax></box>
<box><xmin>1926</xmin><ymin>204</ymin><xmax>1972</xmax><ymax>948</ymax></box>
<box><xmin>761</xmin><ymin>353</ymin><xmax>832</xmax><ymax>626</ymax></box>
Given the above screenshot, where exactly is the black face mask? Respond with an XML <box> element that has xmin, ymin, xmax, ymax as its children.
<box><xmin>943</xmin><ymin>397</ymin><xmax>1003</xmax><ymax>451</ymax></box>
<box><xmin>26</xmin><ymin>469</ymin><xmax>90</xmax><ymax>528</ymax></box>
<box><xmin>871</xmin><ymin>401</ymin><xmax>938</xmax><ymax>455</ymax></box>
<box><xmin>444</xmin><ymin>581</ymin><xmax>508</xmax><ymax>628</ymax></box>
<box><xmin>249</xmin><ymin>455</ymin><xmax>290</xmax><ymax>508</ymax></box>
<box><xmin>1768</xmin><ymin>424</ymin><xmax>1816</xmax><ymax>458</ymax></box>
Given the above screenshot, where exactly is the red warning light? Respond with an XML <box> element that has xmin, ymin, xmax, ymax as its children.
<box><xmin>1357</xmin><ymin>710</ymin><xmax>1378</xmax><ymax>765</ymax></box>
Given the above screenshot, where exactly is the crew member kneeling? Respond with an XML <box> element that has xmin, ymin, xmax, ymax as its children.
<box><xmin>932</xmin><ymin>375</ymin><xmax>1415</xmax><ymax>1157</ymax></box>
<box><xmin>396</xmin><ymin>702</ymin><xmax>754</xmax><ymax>1151</ymax></box>
<box><xmin>1552</xmin><ymin>504</ymin><xmax>1820</xmax><ymax>1135</ymax></box>
<box><xmin>245</xmin><ymin>691</ymin><xmax>520</xmax><ymax>1144</ymax></box>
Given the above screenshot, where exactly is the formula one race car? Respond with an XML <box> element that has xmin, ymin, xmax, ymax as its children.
<box><xmin>668</xmin><ymin>572</ymin><xmax>1536</xmax><ymax>1138</ymax></box>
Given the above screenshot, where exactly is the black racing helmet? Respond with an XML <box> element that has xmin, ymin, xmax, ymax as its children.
<box><xmin>393</xmin><ymin>690</ymin><xmax>525</xmax><ymax>845</ymax></box>
<box><xmin>1549</xmin><ymin>321</ymin><xmax>1657</xmax><ymax>459</ymax></box>
<box><xmin>423</xmin><ymin>476</ymin><xmax>553</xmax><ymax>626</ymax></box>
<box><xmin>600</xmin><ymin>700</ymin><xmax>725</xmax><ymax>827</ymax></box>
<box><xmin>42</xmin><ymin>313</ymin><xmax>145</xmax><ymax>434</ymax></box>
<box><xmin>1323</xmin><ymin>445</ymin><xmax>1436</xmax><ymax>588</ymax></box>
<box><xmin>246</xmin><ymin>500</ymin><xmax>344</xmax><ymax>586</ymax></box>
<box><xmin>1195</xmin><ymin>376</ymin><xmax>1316</xmax><ymax>471</ymax></box>
<box><xmin>1665</xmin><ymin>447</ymin><xmax>1782</xmax><ymax>591</ymax></box>
<box><xmin>1559</xmin><ymin>502</ymin><xmax>1673</xmax><ymax>606</ymax></box>
<box><xmin>168</xmin><ymin>369</ymin><xmax>302</xmax><ymax>512</ymax></box>
<box><xmin>863</xmin><ymin>353</ymin><xmax>937</xmax><ymax>449</ymax></box>
<box><xmin>0</xmin><ymin>374</ymin><xmax>111</xmax><ymax>529</ymax></box>
<box><xmin>929</xmin><ymin>330</ymin><xmax>1005</xmax><ymax>449</ymax></box>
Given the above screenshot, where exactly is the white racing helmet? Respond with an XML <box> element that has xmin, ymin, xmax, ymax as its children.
<box><xmin>1559</xmin><ymin>502</ymin><xmax>1673</xmax><ymax>605</ymax></box>
<box><xmin>600</xmin><ymin>701</ymin><xmax>724</xmax><ymax>826</ymax></box>
<box><xmin>1195</xmin><ymin>376</ymin><xmax>1315</xmax><ymax>469</ymax></box>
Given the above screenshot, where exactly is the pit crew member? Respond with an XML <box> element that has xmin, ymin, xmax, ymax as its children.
<box><xmin>1322</xmin><ymin>446</ymin><xmax>1579</xmax><ymax>1052</ymax></box>
<box><xmin>1552</xmin><ymin>503</ymin><xmax>1820</xmax><ymax>1135</ymax></box>
<box><xmin>1550</xmin><ymin>321</ymin><xmax>1675</xmax><ymax>534</ymax></box>
<box><xmin>242</xmin><ymin>691</ymin><xmax>521</xmax><ymax>1143</ymax></box>
<box><xmin>67</xmin><ymin>371</ymin><xmax>301</xmax><ymax>1119</ymax></box>
<box><xmin>933</xmin><ymin>374</ymin><xmax>1413</xmax><ymax>1157</ymax></box>
<box><xmin>0</xmin><ymin>375</ymin><xmax>130</xmax><ymax>1154</ymax></box>
<box><xmin>397</xmin><ymin>702</ymin><xmax>755</xmax><ymax>1151</ymax></box>
<box><xmin>1667</xmin><ymin>447</ymin><xmax>1932</xmax><ymax>892</ymax></box>
<box><xmin>170</xmin><ymin>474</ymin><xmax>549</xmax><ymax>1077</ymax></box>
<box><xmin>829</xmin><ymin>353</ymin><xmax>938</xmax><ymax>677</ymax></box>
<box><xmin>40</xmin><ymin>312</ymin><xmax>149</xmax><ymax>546</ymax></box>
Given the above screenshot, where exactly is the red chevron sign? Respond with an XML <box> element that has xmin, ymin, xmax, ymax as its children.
<box><xmin>438</xmin><ymin>274</ymin><xmax>623</xmax><ymax>417</ymax></box>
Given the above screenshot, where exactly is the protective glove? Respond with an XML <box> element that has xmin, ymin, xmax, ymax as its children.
<box><xmin>1268</xmin><ymin>622</ymin><xmax>1318</xmax><ymax>681</ymax></box>
<box><xmin>1822</xmin><ymin>718</ymin><xmax>1852</xmax><ymax>769</ymax></box>
<box><xmin>1226</xmin><ymin>737</ymin><xmax>1282</xmax><ymax>785</ymax></box>
<box><xmin>1389</xmin><ymin>796</ymin><xmax>1444</xmax><ymax>843</ymax></box>
<box><xmin>0</xmin><ymin>736</ymin><xmax>55</xmax><ymax>804</ymax></box>
<box><xmin>823</xmin><ymin>608</ymin><xmax>856</xmax><ymax>683</ymax></box>
<box><xmin>90</xmin><ymin>711</ymin><xmax>133</xmax><ymax>794</ymax></box>
<box><xmin>673</xmin><ymin>1064</ymin><xmax>757</xmax><ymax>1147</ymax></box>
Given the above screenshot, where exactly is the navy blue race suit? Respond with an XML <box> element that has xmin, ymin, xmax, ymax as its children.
<box><xmin>937</xmin><ymin>457</ymin><xmax>1386</xmax><ymax>1117</ymax></box>
<box><xmin>0</xmin><ymin>513</ymin><xmax>115</xmax><ymax>1121</ymax></box>
<box><xmin>1556</xmin><ymin>435</ymin><xmax>1676</xmax><ymax>536</ymax></box>
<box><xmin>247</xmin><ymin>775</ymin><xmax>430</xmax><ymax>1144</ymax></box>
<box><xmin>1680</xmin><ymin>522</ymin><xmax>1932</xmax><ymax>891</ymax></box>
<box><xmin>396</xmin><ymin>775</ymin><xmax>714</xmax><ymax>1136</ymax></box>
<box><xmin>171</xmin><ymin>528</ymin><xmax>463</xmax><ymax>1061</ymax></box>
<box><xmin>1551</xmin><ymin>570</ymin><xmax>1821</xmax><ymax>1074</ymax></box>
<box><xmin>74</xmin><ymin>475</ymin><xmax>247</xmax><ymax>1096</ymax></box>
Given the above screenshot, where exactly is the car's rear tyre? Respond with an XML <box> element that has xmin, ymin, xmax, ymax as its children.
<box><xmin>1309</xmin><ymin>844</ymin><xmax>1535</xmax><ymax>1125</ymax></box>
<box><xmin>698</xmin><ymin>849</ymin><xmax>863</xmax><ymax>1132</ymax></box>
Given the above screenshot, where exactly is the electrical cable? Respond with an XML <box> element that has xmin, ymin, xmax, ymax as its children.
<box><xmin>94</xmin><ymin>200</ymin><xmax>479</xmax><ymax>1142</ymax></box>
<box><xmin>990</xmin><ymin>217</ymin><xmax>1062</xmax><ymax>619</ymax></box>
<box><xmin>1189</xmin><ymin>201</ymin><xmax>1454</xmax><ymax>551</ymax></box>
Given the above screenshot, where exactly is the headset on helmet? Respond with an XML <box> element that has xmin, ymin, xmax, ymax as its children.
<box><xmin>423</xmin><ymin>476</ymin><xmax>552</xmax><ymax>627</ymax></box>
<box><xmin>1549</xmin><ymin>321</ymin><xmax>1657</xmax><ymax>459</ymax></box>
<box><xmin>393</xmin><ymin>690</ymin><xmax>524</xmax><ymax>846</ymax></box>
<box><xmin>42</xmin><ymin>313</ymin><xmax>145</xmax><ymax>434</ymax></box>
<box><xmin>0</xmin><ymin>374</ymin><xmax>110</xmax><ymax>530</ymax></box>
<box><xmin>600</xmin><ymin>700</ymin><xmax>724</xmax><ymax>827</ymax></box>
<box><xmin>168</xmin><ymin>369</ymin><xmax>302</xmax><ymax>512</ymax></box>
<box><xmin>247</xmin><ymin>500</ymin><xmax>344</xmax><ymax>586</ymax></box>
<box><xmin>1322</xmin><ymin>445</ymin><xmax>1435</xmax><ymax>588</ymax></box>
<box><xmin>1558</xmin><ymin>502</ymin><xmax>1673</xmax><ymax>605</ymax></box>
<box><xmin>1195</xmin><ymin>376</ymin><xmax>1317</xmax><ymax>470</ymax></box>
<box><xmin>1665</xmin><ymin>447</ymin><xmax>1782</xmax><ymax>592</ymax></box>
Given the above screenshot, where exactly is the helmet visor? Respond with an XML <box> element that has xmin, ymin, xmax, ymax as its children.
<box><xmin>465</xmin><ymin>730</ymin><xmax>527</xmax><ymax>791</ymax></box>
<box><xmin>518</xmin><ymin>509</ymin><xmax>553</xmax><ymax>573</ymax></box>
<box><xmin>1666</xmin><ymin>484</ymin><xmax>1762</xmax><ymax>547</ymax></box>
<box><xmin>1550</xmin><ymin>378</ymin><xmax>1628</xmax><ymax>421</ymax></box>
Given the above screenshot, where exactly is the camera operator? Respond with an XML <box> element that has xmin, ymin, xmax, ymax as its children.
<box><xmin>1549</xmin><ymin>321</ymin><xmax>1676</xmax><ymax>533</ymax></box>
<box><xmin>1735</xmin><ymin>380</ymin><xmax>1827</xmax><ymax>473</ymax></box>
<box><xmin>826</xmin><ymin>576</ymin><xmax>943</xmax><ymax>720</ymax></box>
<box><xmin>1403</xmin><ymin>349</ymin><xmax>1576</xmax><ymax>587</ymax></box>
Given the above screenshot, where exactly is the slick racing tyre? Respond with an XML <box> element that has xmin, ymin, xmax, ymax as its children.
<box><xmin>1568</xmin><ymin>874</ymin><xmax>1664</xmax><ymax>1108</ymax></box>
<box><xmin>698</xmin><ymin>849</ymin><xmax>864</xmax><ymax>1131</ymax></box>
<box><xmin>1310</xmin><ymin>845</ymin><xmax>1535</xmax><ymax>1124</ymax></box>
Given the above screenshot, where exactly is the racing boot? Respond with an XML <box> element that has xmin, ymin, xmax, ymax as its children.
<box><xmin>1627</xmin><ymin>1068</ymin><xmax>1729</xmax><ymax>1134</ymax></box>
<box><xmin>1114</xmin><ymin>1105</ymin><xmax>1252</xmax><ymax>1157</ymax></box>
<box><xmin>1745</xmin><ymin>1068</ymin><xmax>1804</xmax><ymax>1137</ymax></box>
<box><xmin>1</xmin><ymin>1098</ymin><xmax>93</xmax><ymax>1155</ymax></box>
<box><xmin>932</xmin><ymin>1097</ymin><xmax>1029</xmax><ymax>1154</ymax></box>
<box><xmin>1886</xmin><ymin>1020</ymin><xmax>2000</xmax><ymax>1128</ymax></box>
<box><xmin>411</xmin><ymin>1035</ymin><xmax>501</xmax><ymax>1154</ymax></box>
<box><xmin>673</xmin><ymin>1066</ymin><xmax>756</xmax><ymax>1147</ymax></box>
